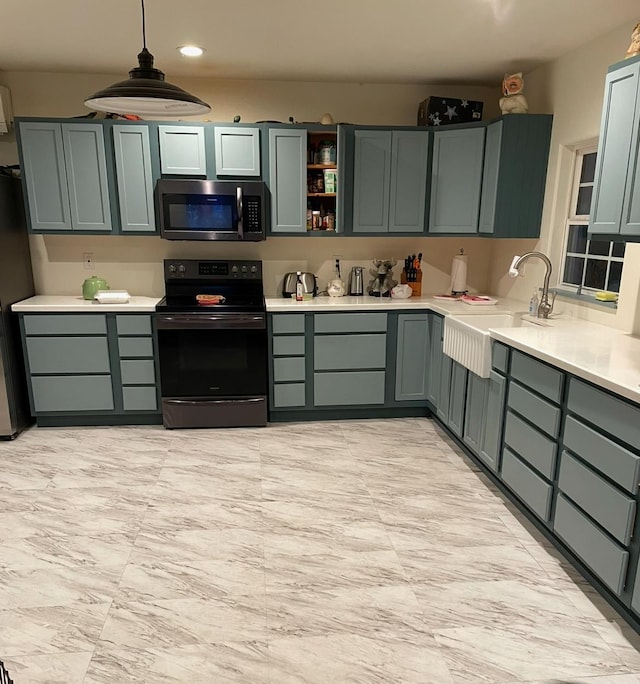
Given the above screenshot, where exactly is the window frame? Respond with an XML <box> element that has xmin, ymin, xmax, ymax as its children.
<box><xmin>559</xmin><ymin>144</ymin><xmax>624</xmax><ymax>296</ymax></box>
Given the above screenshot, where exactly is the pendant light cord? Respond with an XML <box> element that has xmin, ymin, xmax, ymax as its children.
<box><xmin>141</xmin><ymin>0</ymin><xmax>147</xmax><ymax>49</ymax></box>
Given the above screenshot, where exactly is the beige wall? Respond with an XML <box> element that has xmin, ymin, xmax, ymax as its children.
<box><xmin>0</xmin><ymin>69</ymin><xmax>501</xmax><ymax>296</ymax></box>
<box><xmin>490</xmin><ymin>22</ymin><xmax>640</xmax><ymax>331</ymax></box>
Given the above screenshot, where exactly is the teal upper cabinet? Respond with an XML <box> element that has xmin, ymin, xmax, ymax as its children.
<box><xmin>158</xmin><ymin>124</ymin><xmax>207</xmax><ymax>175</ymax></box>
<box><xmin>479</xmin><ymin>115</ymin><xmax>553</xmax><ymax>238</ymax></box>
<box><xmin>429</xmin><ymin>127</ymin><xmax>485</xmax><ymax>234</ymax></box>
<box><xmin>268</xmin><ymin>127</ymin><xmax>307</xmax><ymax>233</ymax></box>
<box><xmin>19</xmin><ymin>121</ymin><xmax>112</xmax><ymax>232</ymax></box>
<box><xmin>214</xmin><ymin>126</ymin><xmax>260</xmax><ymax>177</ymax></box>
<box><xmin>352</xmin><ymin>129</ymin><xmax>429</xmax><ymax>233</ymax></box>
<box><xmin>589</xmin><ymin>56</ymin><xmax>640</xmax><ymax>238</ymax></box>
<box><xmin>112</xmin><ymin>124</ymin><xmax>156</xmax><ymax>233</ymax></box>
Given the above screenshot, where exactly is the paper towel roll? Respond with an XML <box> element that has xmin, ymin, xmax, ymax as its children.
<box><xmin>450</xmin><ymin>254</ymin><xmax>468</xmax><ymax>294</ymax></box>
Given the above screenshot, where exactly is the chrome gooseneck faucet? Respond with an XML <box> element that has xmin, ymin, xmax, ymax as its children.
<box><xmin>508</xmin><ymin>252</ymin><xmax>556</xmax><ymax>319</ymax></box>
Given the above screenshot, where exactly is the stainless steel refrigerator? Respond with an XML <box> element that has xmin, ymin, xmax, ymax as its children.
<box><xmin>0</xmin><ymin>171</ymin><xmax>35</xmax><ymax>439</ymax></box>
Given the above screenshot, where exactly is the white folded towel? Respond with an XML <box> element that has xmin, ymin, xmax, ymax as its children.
<box><xmin>94</xmin><ymin>290</ymin><xmax>130</xmax><ymax>304</ymax></box>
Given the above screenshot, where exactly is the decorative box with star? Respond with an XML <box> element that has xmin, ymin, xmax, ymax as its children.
<box><xmin>417</xmin><ymin>97</ymin><xmax>484</xmax><ymax>126</ymax></box>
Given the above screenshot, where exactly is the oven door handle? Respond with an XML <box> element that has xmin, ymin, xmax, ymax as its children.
<box><xmin>156</xmin><ymin>313</ymin><xmax>265</xmax><ymax>330</ymax></box>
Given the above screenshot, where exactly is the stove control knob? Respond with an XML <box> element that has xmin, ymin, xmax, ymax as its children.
<box><xmin>250</xmin><ymin>265</ymin><xmax>257</xmax><ymax>274</ymax></box>
<box><xmin>168</xmin><ymin>264</ymin><xmax>177</xmax><ymax>273</ymax></box>
<box><xmin>241</xmin><ymin>265</ymin><xmax>248</xmax><ymax>273</ymax></box>
<box><xmin>177</xmin><ymin>264</ymin><xmax>186</xmax><ymax>274</ymax></box>
<box><xmin>231</xmin><ymin>265</ymin><xmax>239</xmax><ymax>275</ymax></box>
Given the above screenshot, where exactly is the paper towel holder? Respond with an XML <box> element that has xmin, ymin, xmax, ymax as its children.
<box><xmin>451</xmin><ymin>248</ymin><xmax>468</xmax><ymax>296</ymax></box>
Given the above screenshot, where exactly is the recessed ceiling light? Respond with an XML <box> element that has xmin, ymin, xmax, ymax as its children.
<box><xmin>178</xmin><ymin>46</ymin><xmax>205</xmax><ymax>57</ymax></box>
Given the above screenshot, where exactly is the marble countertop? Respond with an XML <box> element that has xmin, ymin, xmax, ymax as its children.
<box><xmin>12</xmin><ymin>295</ymin><xmax>161</xmax><ymax>313</ymax></box>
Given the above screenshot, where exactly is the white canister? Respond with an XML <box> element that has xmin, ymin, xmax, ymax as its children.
<box><xmin>327</xmin><ymin>278</ymin><xmax>346</xmax><ymax>297</ymax></box>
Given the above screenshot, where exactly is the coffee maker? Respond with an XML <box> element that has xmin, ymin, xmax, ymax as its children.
<box><xmin>349</xmin><ymin>266</ymin><xmax>364</xmax><ymax>296</ymax></box>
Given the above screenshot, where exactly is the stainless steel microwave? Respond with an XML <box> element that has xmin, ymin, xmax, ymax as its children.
<box><xmin>155</xmin><ymin>179</ymin><xmax>266</xmax><ymax>241</ymax></box>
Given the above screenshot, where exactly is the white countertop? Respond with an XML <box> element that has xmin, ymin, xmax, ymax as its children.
<box><xmin>12</xmin><ymin>295</ymin><xmax>161</xmax><ymax>313</ymax></box>
<box><xmin>265</xmin><ymin>294</ymin><xmax>526</xmax><ymax>317</ymax></box>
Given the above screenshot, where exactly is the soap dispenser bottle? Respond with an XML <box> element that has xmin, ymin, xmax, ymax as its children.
<box><xmin>529</xmin><ymin>289</ymin><xmax>539</xmax><ymax>315</ymax></box>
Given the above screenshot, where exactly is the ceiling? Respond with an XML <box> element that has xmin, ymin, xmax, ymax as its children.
<box><xmin>1</xmin><ymin>0</ymin><xmax>639</xmax><ymax>85</ymax></box>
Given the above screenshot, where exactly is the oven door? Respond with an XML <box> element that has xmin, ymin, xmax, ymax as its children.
<box><xmin>156</xmin><ymin>313</ymin><xmax>267</xmax><ymax>398</ymax></box>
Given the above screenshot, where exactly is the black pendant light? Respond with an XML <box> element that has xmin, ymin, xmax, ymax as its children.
<box><xmin>84</xmin><ymin>0</ymin><xmax>210</xmax><ymax>117</ymax></box>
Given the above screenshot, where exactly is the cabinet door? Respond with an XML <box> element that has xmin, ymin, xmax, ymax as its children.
<box><xmin>268</xmin><ymin>128</ymin><xmax>307</xmax><ymax>233</ymax></box>
<box><xmin>388</xmin><ymin>130</ymin><xmax>429</xmax><ymax>233</ymax></box>
<box><xmin>448</xmin><ymin>361</ymin><xmax>468</xmax><ymax>437</ymax></box>
<box><xmin>214</xmin><ymin>127</ymin><xmax>260</xmax><ymax>177</ymax></box>
<box><xmin>352</xmin><ymin>130</ymin><xmax>391</xmax><ymax>233</ymax></box>
<box><xmin>427</xmin><ymin>314</ymin><xmax>443</xmax><ymax>407</ymax></box>
<box><xmin>395</xmin><ymin>313</ymin><xmax>430</xmax><ymax>401</ymax></box>
<box><xmin>437</xmin><ymin>353</ymin><xmax>452</xmax><ymax>423</ymax></box>
<box><xmin>158</xmin><ymin>125</ymin><xmax>207</xmax><ymax>175</ymax></box>
<box><xmin>463</xmin><ymin>372</ymin><xmax>489</xmax><ymax>455</ymax></box>
<box><xmin>112</xmin><ymin>124</ymin><xmax>156</xmax><ymax>233</ymax></box>
<box><xmin>622</xmin><ymin>66</ymin><xmax>640</xmax><ymax>235</ymax></box>
<box><xmin>479</xmin><ymin>371</ymin><xmax>506</xmax><ymax>471</ymax></box>
<box><xmin>61</xmin><ymin>123</ymin><xmax>112</xmax><ymax>231</ymax></box>
<box><xmin>478</xmin><ymin>120</ymin><xmax>502</xmax><ymax>234</ymax></box>
<box><xmin>590</xmin><ymin>62</ymin><xmax>640</xmax><ymax>235</ymax></box>
<box><xmin>18</xmin><ymin>122</ymin><xmax>72</xmax><ymax>231</ymax></box>
<box><xmin>429</xmin><ymin>127</ymin><xmax>485</xmax><ymax>234</ymax></box>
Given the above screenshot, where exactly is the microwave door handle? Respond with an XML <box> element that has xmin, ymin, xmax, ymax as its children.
<box><xmin>236</xmin><ymin>186</ymin><xmax>244</xmax><ymax>240</ymax></box>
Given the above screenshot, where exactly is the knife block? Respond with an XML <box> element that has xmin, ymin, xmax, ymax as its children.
<box><xmin>400</xmin><ymin>269</ymin><xmax>422</xmax><ymax>296</ymax></box>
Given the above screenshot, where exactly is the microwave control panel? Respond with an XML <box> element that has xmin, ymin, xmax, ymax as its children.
<box><xmin>164</xmin><ymin>260</ymin><xmax>262</xmax><ymax>280</ymax></box>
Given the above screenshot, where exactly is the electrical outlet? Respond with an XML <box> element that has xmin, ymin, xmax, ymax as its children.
<box><xmin>332</xmin><ymin>254</ymin><xmax>342</xmax><ymax>275</ymax></box>
<box><xmin>83</xmin><ymin>252</ymin><xmax>95</xmax><ymax>270</ymax></box>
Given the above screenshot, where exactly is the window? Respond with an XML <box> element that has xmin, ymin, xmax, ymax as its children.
<box><xmin>561</xmin><ymin>146</ymin><xmax>625</xmax><ymax>294</ymax></box>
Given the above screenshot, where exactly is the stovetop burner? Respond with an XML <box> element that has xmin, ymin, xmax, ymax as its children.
<box><xmin>156</xmin><ymin>259</ymin><xmax>265</xmax><ymax>314</ymax></box>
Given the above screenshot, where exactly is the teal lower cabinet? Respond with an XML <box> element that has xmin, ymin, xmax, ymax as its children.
<box><xmin>268</xmin><ymin>310</ymin><xmax>434</xmax><ymax>419</ymax></box>
<box><xmin>434</xmin><ymin>338</ymin><xmax>640</xmax><ymax>628</ymax></box>
<box><xmin>19</xmin><ymin>312</ymin><xmax>161</xmax><ymax>426</ymax></box>
<box><xmin>461</xmin><ymin>369</ymin><xmax>506</xmax><ymax>472</ymax></box>
<box><xmin>447</xmin><ymin>362</ymin><xmax>467</xmax><ymax>438</ymax></box>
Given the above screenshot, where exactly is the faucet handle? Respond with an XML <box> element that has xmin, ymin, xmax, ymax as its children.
<box><xmin>538</xmin><ymin>291</ymin><xmax>556</xmax><ymax>319</ymax></box>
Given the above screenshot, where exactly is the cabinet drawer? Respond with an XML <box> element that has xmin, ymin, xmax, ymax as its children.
<box><xmin>271</xmin><ymin>314</ymin><xmax>305</xmax><ymax>334</ymax></box>
<box><xmin>563</xmin><ymin>415</ymin><xmax>640</xmax><ymax>494</ymax></box>
<box><xmin>507</xmin><ymin>381</ymin><xmax>561</xmax><ymax>438</ymax></box>
<box><xmin>554</xmin><ymin>494</ymin><xmax>629</xmax><ymax>595</ymax></box>
<box><xmin>510</xmin><ymin>350</ymin><xmax>564</xmax><ymax>403</ymax></box>
<box><xmin>116</xmin><ymin>315</ymin><xmax>152</xmax><ymax>336</ymax></box>
<box><xmin>314</xmin><ymin>334</ymin><xmax>386</xmax><ymax>370</ymax></box>
<box><xmin>491</xmin><ymin>342</ymin><xmax>510</xmax><ymax>374</ymax></box>
<box><xmin>272</xmin><ymin>336</ymin><xmax>305</xmax><ymax>356</ymax></box>
<box><xmin>567</xmin><ymin>378</ymin><xmax>640</xmax><ymax>451</ymax></box>
<box><xmin>122</xmin><ymin>386</ymin><xmax>157</xmax><ymax>411</ymax></box>
<box><xmin>31</xmin><ymin>375</ymin><xmax>114</xmax><ymax>412</ymax></box>
<box><xmin>120</xmin><ymin>359</ymin><xmax>156</xmax><ymax>385</ymax></box>
<box><xmin>558</xmin><ymin>451</ymin><xmax>636</xmax><ymax>546</ymax></box>
<box><xmin>314</xmin><ymin>371</ymin><xmax>385</xmax><ymax>406</ymax></box>
<box><xmin>501</xmin><ymin>448</ymin><xmax>553</xmax><ymax>522</ymax></box>
<box><xmin>273</xmin><ymin>383</ymin><xmax>306</xmax><ymax>408</ymax></box>
<box><xmin>23</xmin><ymin>314</ymin><xmax>106</xmax><ymax>335</ymax></box>
<box><xmin>503</xmin><ymin>410</ymin><xmax>557</xmax><ymax>479</ymax></box>
<box><xmin>273</xmin><ymin>357</ymin><xmax>305</xmax><ymax>382</ymax></box>
<box><xmin>118</xmin><ymin>337</ymin><xmax>154</xmax><ymax>358</ymax></box>
<box><xmin>26</xmin><ymin>337</ymin><xmax>110</xmax><ymax>374</ymax></box>
<box><xmin>314</xmin><ymin>313</ymin><xmax>387</xmax><ymax>333</ymax></box>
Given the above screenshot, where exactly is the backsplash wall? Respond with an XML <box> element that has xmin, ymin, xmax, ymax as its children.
<box><xmin>33</xmin><ymin>235</ymin><xmax>493</xmax><ymax>298</ymax></box>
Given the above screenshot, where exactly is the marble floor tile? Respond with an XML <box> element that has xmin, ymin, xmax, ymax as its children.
<box><xmin>2</xmin><ymin>650</ymin><xmax>93</xmax><ymax>684</ymax></box>
<box><xmin>83</xmin><ymin>641</ymin><xmax>269</xmax><ymax>684</ymax></box>
<box><xmin>1</xmin><ymin>418</ymin><xmax>639</xmax><ymax>684</ymax></box>
<box><xmin>433</xmin><ymin>623</ymin><xmax>629</xmax><ymax>683</ymax></box>
<box><xmin>265</xmin><ymin>584</ymin><xmax>428</xmax><ymax>639</ymax></box>
<box><xmin>414</xmin><ymin>578</ymin><xmax>590</xmax><ymax>631</ymax></box>
<box><xmin>0</xmin><ymin>603</ymin><xmax>111</xmax><ymax>656</ymax></box>
<box><xmin>267</xmin><ymin>632</ymin><xmax>455</xmax><ymax>684</ymax></box>
<box><xmin>99</xmin><ymin>596</ymin><xmax>268</xmax><ymax>648</ymax></box>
